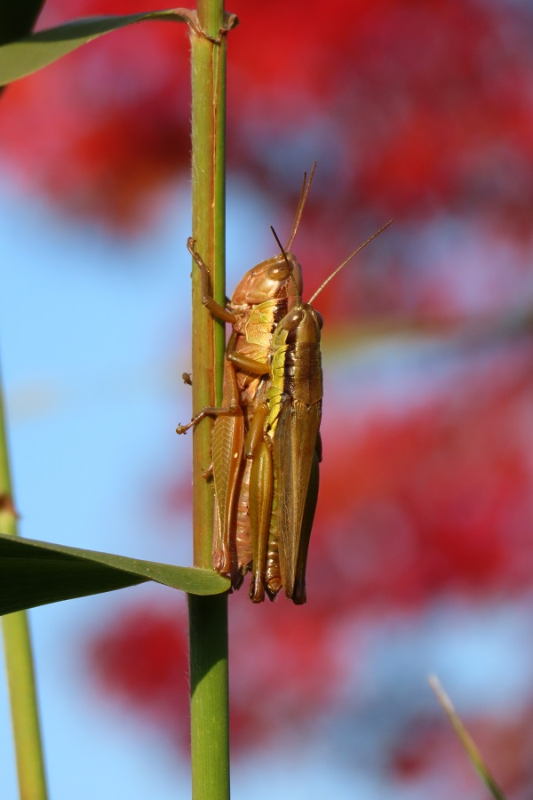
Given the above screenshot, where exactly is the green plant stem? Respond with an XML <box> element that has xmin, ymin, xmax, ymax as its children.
<box><xmin>188</xmin><ymin>594</ymin><xmax>229</xmax><ymax>799</ymax></box>
<box><xmin>429</xmin><ymin>675</ymin><xmax>506</xmax><ymax>800</ymax></box>
<box><xmin>188</xmin><ymin>0</ymin><xmax>230</xmax><ymax>798</ymax></box>
<box><xmin>0</xmin><ymin>368</ymin><xmax>48</xmax><ymax>800</ymax></box>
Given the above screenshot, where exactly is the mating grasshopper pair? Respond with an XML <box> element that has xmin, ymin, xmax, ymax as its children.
<box><xmin>177</xmin><ymin>167</ymin><xmax>390</xmax><ymax>604</ymax></box>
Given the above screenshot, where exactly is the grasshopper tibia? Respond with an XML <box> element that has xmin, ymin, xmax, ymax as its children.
<box><xmin>175</xmin><ymin>402</ymin><xmax>241</xmax><ymax>435</ymax></box>
<box><xmin>187</xmin><ymin>237</ymin><xmax>236</xmax><ymax>324</ymax></box>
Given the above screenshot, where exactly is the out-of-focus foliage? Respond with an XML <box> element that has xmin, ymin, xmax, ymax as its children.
<box><xmin>2</xmin><ymin>0</ymin><xmax>533</xmax><ymax>242</ymax></box>
<box><xmin>4</xmin><ymin>0</ymin><xmax>533</xmax><ymax>795</ymax></box>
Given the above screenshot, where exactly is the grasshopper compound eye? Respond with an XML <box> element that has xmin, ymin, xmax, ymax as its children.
<box><xmin>267</xmin><ymin>260</ymin><xmax>292</xmax><ymax>281</ymax></box>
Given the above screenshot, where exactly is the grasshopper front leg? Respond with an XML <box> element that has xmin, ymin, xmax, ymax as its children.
<box><xmin>187</xmin><ymin>237</ymin><xmax>236</xmax><ymax>324</ymax></box>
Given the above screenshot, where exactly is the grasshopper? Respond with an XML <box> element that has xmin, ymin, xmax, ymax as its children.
<box><xmin>177</xmin><ymin>169</ymin><xmax>316</xmax><ymax>586</ymax></box>
<box><xmin>245</xmin><ymin>224</ymin><xmax>392</xmax><ymax>603</ymax></box>
<box><xmin>177</xmin><ymin>170</ymin><xmax>391</xmax><ymax>603</ymax></box>
<box><xmin>246</xmin><ymin>298</ymin><xmax>323</xmax><ymax>604</ymax></box>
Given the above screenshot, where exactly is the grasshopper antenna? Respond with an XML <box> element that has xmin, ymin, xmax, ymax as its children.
<box><xmin>270</xmin><ymin>225</ymin><xmax>292</xmax><ymax>271</ymax></box>
<box><xmin>285</xmin><ymin>161</ymin><xmax>317</xmax><ymax>252</ymax></box>
<box><xmin>308</xmin><ymin>220</ymin><xmax>393</xmax><ymax>304</ymax></box>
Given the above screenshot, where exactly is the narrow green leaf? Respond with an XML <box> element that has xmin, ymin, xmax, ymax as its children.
<box><xmin>0</xmin><ymin>533</ymin><xmax>230</xmax><ymax>614</ymax></box>
<box><xmin>429</xmin><ymin>675</ymin><xmax>507</xmax><ymax>800</ymax></box>
<box><xmin>0</xmin><ymin>0</ymin><xmax>46</xmax><ymax>46</ymax></box>
<box><xmin>0</xmin><ymin>9</ymin><xmax>194</xmax><ymax>86</ymax></box>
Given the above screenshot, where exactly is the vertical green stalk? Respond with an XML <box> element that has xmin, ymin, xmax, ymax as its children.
<box><xmin>0</xmin><ymin>364</ymin><xmax>48</xmax><ymax>800</ymax></box>
<box><xmin>188</xmin><ymin>0</ymin><xmax>230</xmax><ymax>798</ymax></box>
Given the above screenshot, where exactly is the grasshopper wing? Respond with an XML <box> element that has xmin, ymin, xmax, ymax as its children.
<box><xmin>274</xmin><ymin>396</ymin><xmax>322</xmax><ymax>603</ymax></box>
<box><xmin>212</xmin><ymin>363</ymin><xmax>246</xmax><ymax>581</ymax></box>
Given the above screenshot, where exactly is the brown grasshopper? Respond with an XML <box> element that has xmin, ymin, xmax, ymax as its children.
<box><xmin>177</xmin><ymin>168</ymin><xmax>316</xmax><ymax>586</ymax></box>
<box><xmin>177</xmin><ymin>169</ymin><xmax>391</xmax><ymax>603</ymax></box>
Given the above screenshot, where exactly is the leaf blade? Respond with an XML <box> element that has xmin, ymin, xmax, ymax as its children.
<box><xmin>0</xmin><ymin>533</ymin><xmax>230</xmax><ymax>614</ymax></box>
<box><xmin>0</xmin><ymin>9</ymin><xmax>193</xmax><ymax>86</ymax></box>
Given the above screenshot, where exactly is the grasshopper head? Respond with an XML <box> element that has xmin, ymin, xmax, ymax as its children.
<box><xmin>272</xmin><ymin>302</ymin><xmax>323</xmax><ymax>348</ymax></box>
<box><xmin>231</xmin><ymin>252</ymin><xmax>303</xmax><ymax>306</ymax></box>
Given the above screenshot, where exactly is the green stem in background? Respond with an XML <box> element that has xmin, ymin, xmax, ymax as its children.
<box><xmin>188</xmin><ymin>1</ymin><xmax>230</xmax><ymax>799</ymax></box>
<box><xmin>429</xmin><ymin>675</ymin><xmax>506</xmax><ymax>800</ymax></box>
<box><xmin>0</xmin><ymin>364</ymin><xmax>49</xmax><ymax>800</ymax></box>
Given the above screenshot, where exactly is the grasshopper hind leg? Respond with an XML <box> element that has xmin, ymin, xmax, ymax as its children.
<box><xmin>264</xmin><ymin>464</ymin><xmax>282</xmax><ymax>601</ymax></box>
<box><xmin>248</xmin><ymin>437</ymin><xmax>274</xmax><ymax>603</ymax></box>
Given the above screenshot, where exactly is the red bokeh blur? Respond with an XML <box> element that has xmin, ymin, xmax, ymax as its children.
<box><xmin>5</xmin><ymin>0</ymin><xmax>533</xmax><ymax>793</ymax></box>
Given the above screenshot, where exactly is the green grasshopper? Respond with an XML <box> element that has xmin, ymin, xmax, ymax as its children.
<box><xmin>246</xmin><ymin>298</ymin><xmax>323</xmax><ymax>604</ymax></box>
<box><xmin>244</xmin><ymin>224</ymin><xmax>391</xmax><ymax>603</ymax></box>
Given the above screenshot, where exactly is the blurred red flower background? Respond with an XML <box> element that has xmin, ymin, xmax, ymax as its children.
<box><xmin>4</xmin><ymin>0</ymin><xmax>533</xmax><ymax>794</ymax></box>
